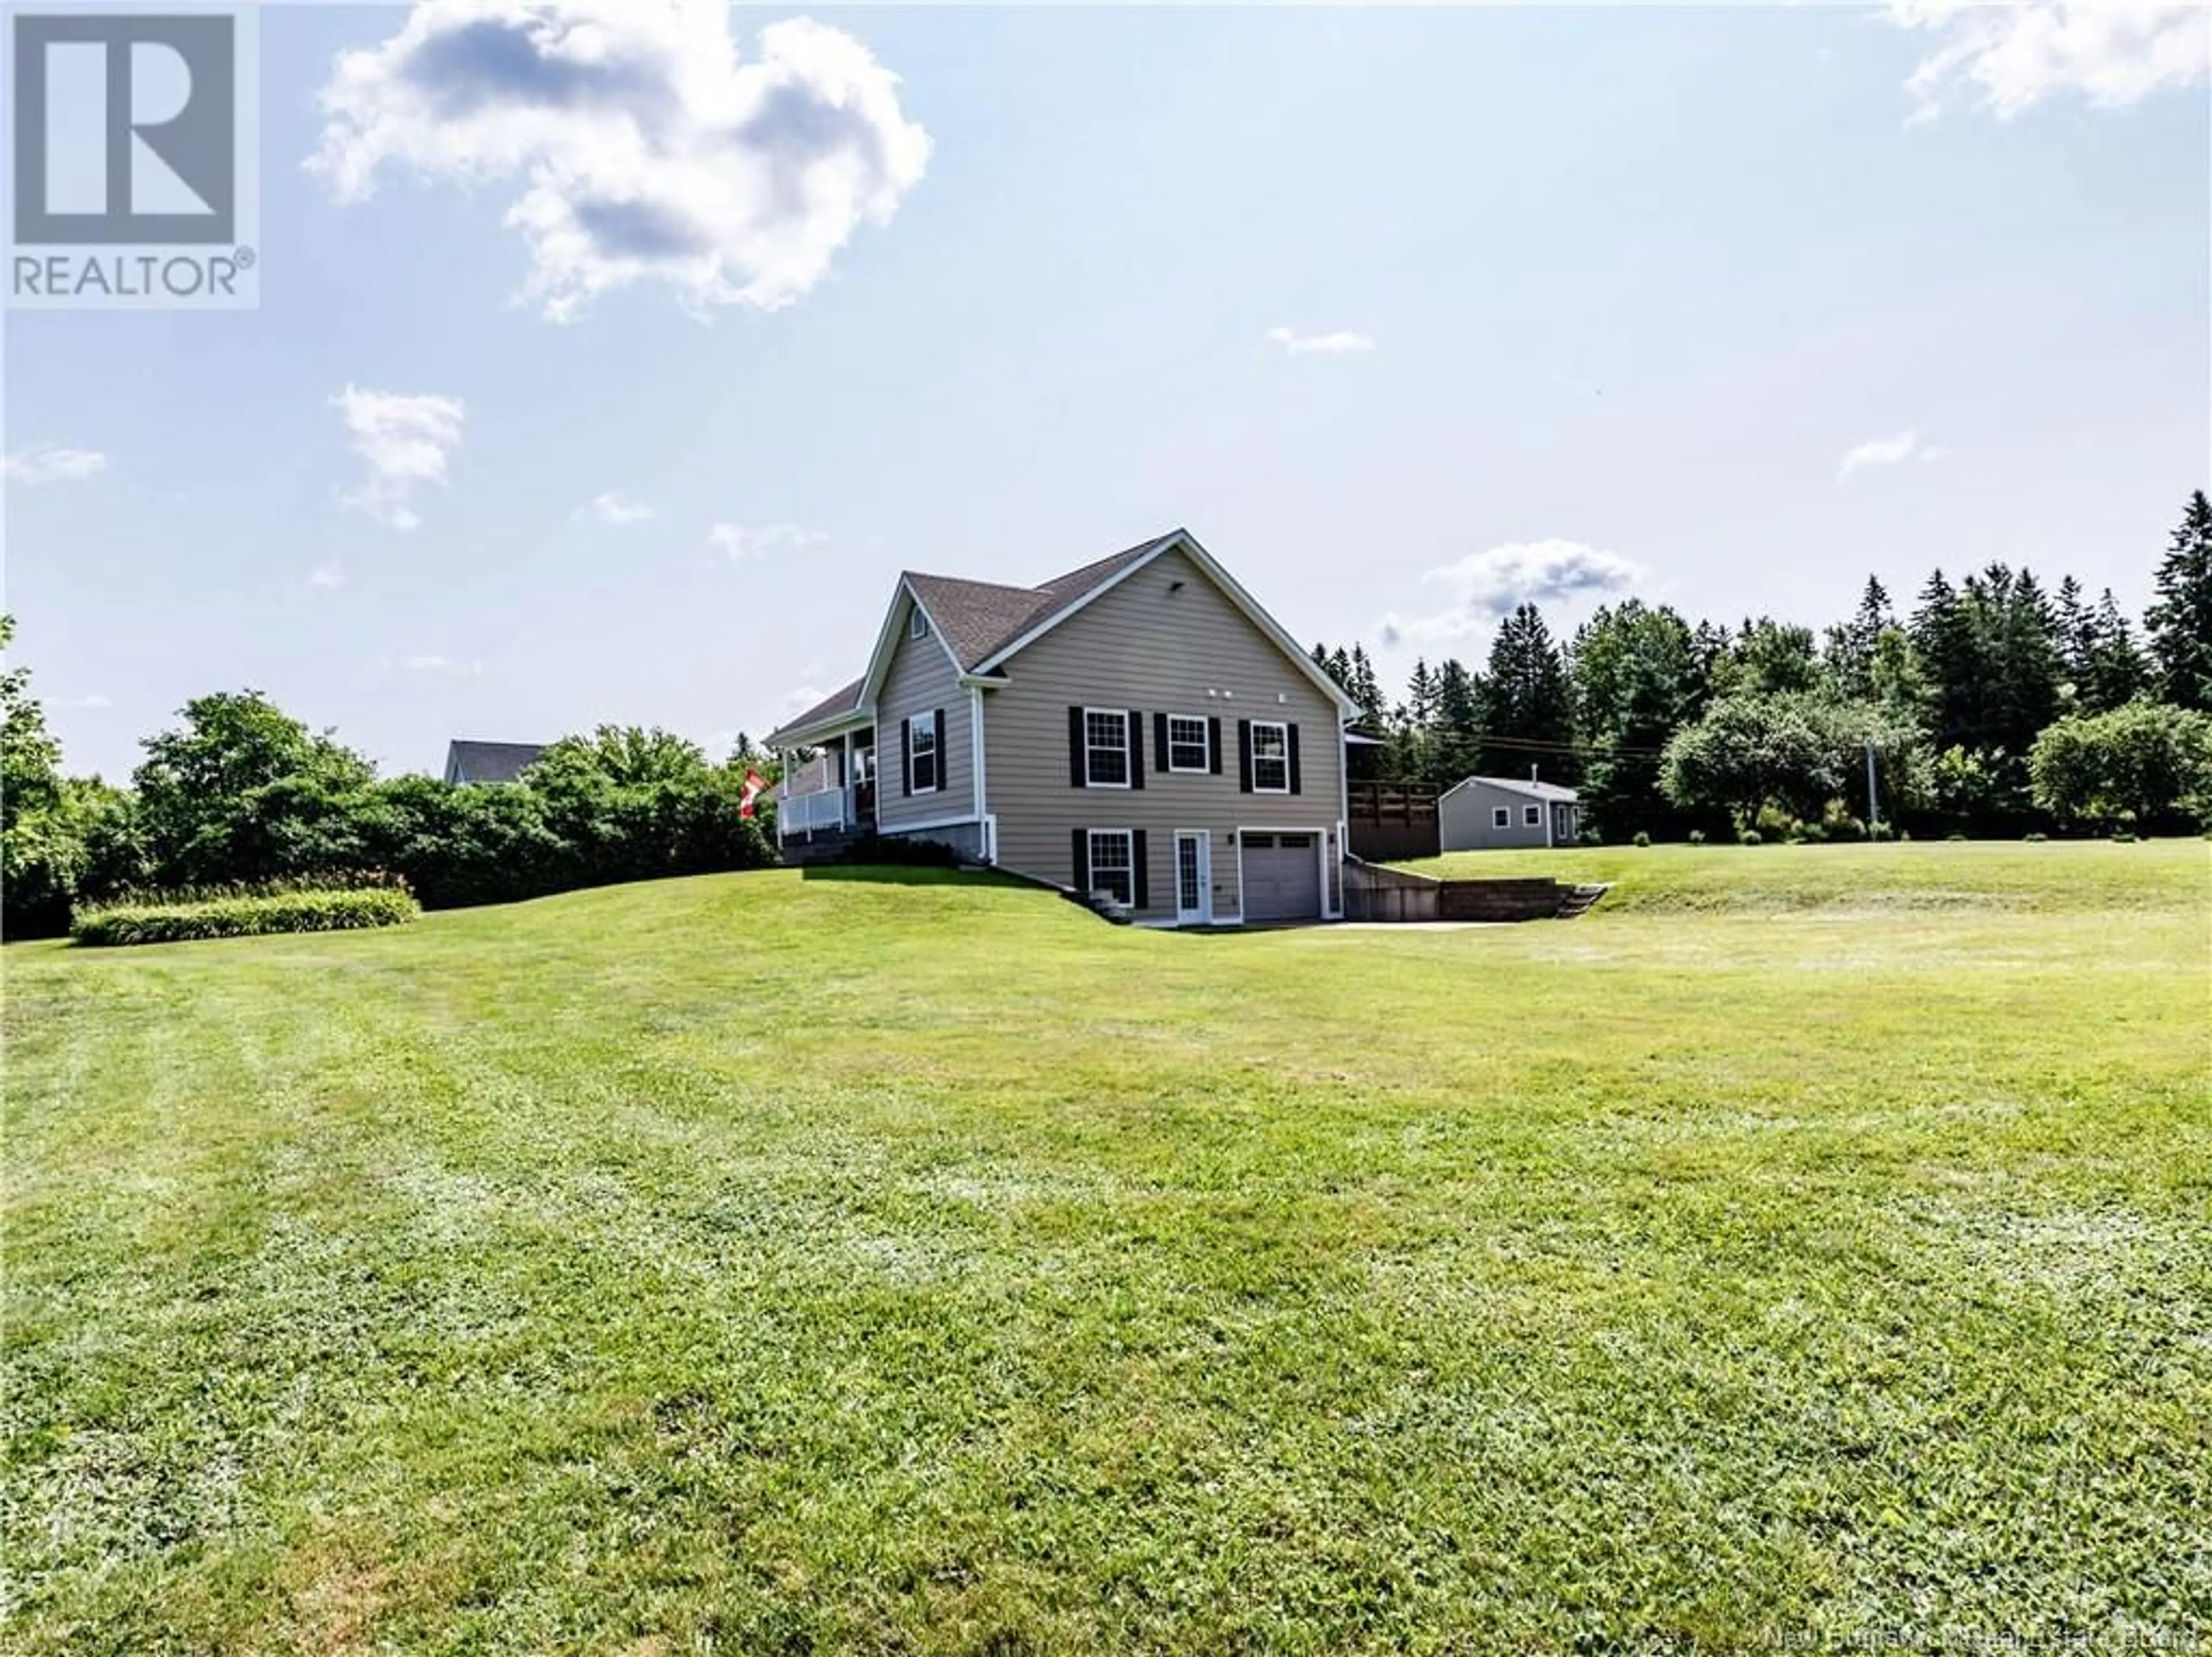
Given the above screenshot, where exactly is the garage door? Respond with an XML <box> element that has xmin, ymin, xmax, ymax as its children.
<box><xmin>1241</xmin><ymin>833</ymin><xmax>1321</xmax><ymax>922</ymax></box>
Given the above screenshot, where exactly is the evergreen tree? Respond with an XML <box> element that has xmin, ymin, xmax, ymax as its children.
<box><xmin>1571</xmin><ymin>600</ymin><xmax>1699</xmax><ymax>838</ymax></box>
<box><xmin>1911</xmin><ymin>569</ymin><xmax>1979</xmax><ymax>751</ymax></box>
<box><xmin>1348</xmin><ymin>646</ymin><xmax>1385</xmax><ymax>735</ymax></box>
<box><xmin>1433</xmin><ymin>658</ymin><xmax>1483</xmax><ymax>781</ymax></box>
<box><xmin>2054</xmin><ymin>576</ymin><xmax>2094</xmax><ymax>698</ymax></box>
<box><xmin>2082</xmin><ymin>589</ymin><xmax>2150</xmax><ymax>713</ymax></box>
<box><xmin>1823</xmin><ymin>577</ymin><xmax>1893</xmax><ymax>701</ymax></box>
<box><xmin>1478</xmin><ymin>604</ymin><xmax>1578</xmax><ymax>784</ymax></box>
<box><xmin>2146</xmin><ymin>489</ymin><xmax>2212</xmax><ymax>711</ymax></box>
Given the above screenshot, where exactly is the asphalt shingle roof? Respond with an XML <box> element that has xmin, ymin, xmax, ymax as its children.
<box><xmin>443</xmin><ymin>740</ymin><xmax>548</xmax><ymax>785</ymax></box>
<box><xmin>767</xmin><ymin>532</ymin><xmax>1185</xmax><ymax>744</ymax></box>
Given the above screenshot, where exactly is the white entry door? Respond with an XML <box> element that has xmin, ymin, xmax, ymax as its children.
<box><xmin>1175</xmin><ymin>831</ymin><xmax>1211</xmax><ymax>924</ymax></box>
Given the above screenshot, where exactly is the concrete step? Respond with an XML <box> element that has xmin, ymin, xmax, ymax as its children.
<box><xmin>1555</xmin><ymin>883</ymin><xmax>1611</xmax><ymax>920</ymax></box>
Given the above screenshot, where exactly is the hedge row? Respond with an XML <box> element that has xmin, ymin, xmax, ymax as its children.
<box><xmin>71</xmin><ymin>883</ymin><xmax>419</xmax><ymax>947</ymax></box>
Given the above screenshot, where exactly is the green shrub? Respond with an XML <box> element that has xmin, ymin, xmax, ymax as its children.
<box><xmin>1738</xmin><ymin>829</ymin><xmax>1762</xmax><ymax>847</ymax></box>
<box><xmin>1867</xmin><ymin>822</ymin><xmax>1896</xmax><ymax>841</ymax></box>
<box><xmin>1632</xmin><ymin>831</ymin><xmax>1652</xmax><ymax>848</ymax></box>
<box><xmin>2024</xmin><ymin>831</ymin><xmax>2048</xmax><ymax>843</ymax></box>
<box><xmin>2112</xmin><ymin>829</ymin><xmax>2138</xmax><ymax>844</ymax></box>
<box><xmin>833</xmin><ymin>832</ymin><xmax>965</xmax><ymax>869</ymax></box>
<box><xmin>1946</xmin><ymin>832</ymin><xmax>1968</xmax><ymax>842</ymax></box>
<box><xmin>72</xmin><ymin>873</ymin><xmax>418</xmax><ymax>947</ymax></box>
<box><xmin>1687</xmin><ymin>829</ymin><xmax>1707</xmax><ymax>846</ymax></box>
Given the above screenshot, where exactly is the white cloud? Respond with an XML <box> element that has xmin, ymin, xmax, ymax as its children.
<box><xmin>331</xmin><ymin>384</ymin><xmax>465</xmax><ymax>530</ymax></box>
<box><xmin>1266</xmin><ymin>326</ymin><xmax>1375</xmax><ymax>357</ymax></box>
<box><xmin>1889</xmin><ymin>1</ymin><xmax>2210</xmax><ymax>122</ymax></box>
<box><xmin>58</xmin><ymin>693</ymin><xmax>113</xmax><ymax>710</ymax></box>
<box><xmin>1378</xmin><ymin>539</ymin><xmax>1645</xmax><ymax>648</ymax></box>
<box><xmin>308</xmin><ymin>561</ymin><xmax>348</xmax><ymax>589</ymax></box>
<box><xmin>310</xmin><ymin>1</ymin><xmax>931</xmax><ymax>323</ymax></box>
<box><xmin>2</xmin><ymin>445</ymin><xmax>108</xmax><ymax>485</ymax></box>
<box><xmin>707</xmin><ymin>521</ymin><xmax>825</xmax><ymax>563</ymax></box>
<box><xmin>581</xmin><ymin>489</ymin><xmax>653</xmax><ymax>525</ymax></box>
<box><xmin>402</xmin><ymin>653</ymin><xmax>482</xmax><ymax>676</ymax></box>
<box><xmin>1838</xmin><ymin>428</ymin><xmax>1948</xmax><ymax>480</ymax></box>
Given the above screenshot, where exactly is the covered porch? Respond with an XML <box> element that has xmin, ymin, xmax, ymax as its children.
<box><xmin>773</xmin><ymin>724</ymin><xmax>877</xmax><ymax>848</ymax></box>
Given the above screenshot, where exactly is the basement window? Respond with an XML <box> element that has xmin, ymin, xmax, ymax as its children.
<box><xmin>1088</xmin><ymin>829</ymin><xmax>1135</xmax><ymax>907</ymax></box>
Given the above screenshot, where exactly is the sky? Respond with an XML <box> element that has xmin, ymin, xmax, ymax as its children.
<box><xmin>4</xmin><ymin>1</ymin><xmax>2206</xmax><ymax>781</ymax></box>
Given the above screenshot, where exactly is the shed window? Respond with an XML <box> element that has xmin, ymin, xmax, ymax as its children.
<box><xmin>1491</xmin><ymin>807</ymin><xmax>1509</xmax><ymax>829</ymax></box>
<box><xmin>1524</xmin><ymin>804</ymin><xmax>1541</xmax><ymax>826</ymax></box>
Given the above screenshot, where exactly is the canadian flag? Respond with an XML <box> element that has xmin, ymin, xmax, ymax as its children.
<box><xmin>740</xmin><ymin>767</ymin><xmax>767</xmax><ymax>819</ymax></box>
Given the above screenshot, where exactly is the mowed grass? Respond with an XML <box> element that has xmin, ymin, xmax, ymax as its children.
<box><xmin>1399</xmin><ymin>836</ymin><xmax>2209</xmax><ymax>914</ymax></box>
<box><xmin>5</xmin><ymin>846</ymin><xmax>2209</xmax><ymax>1655</ymax></box>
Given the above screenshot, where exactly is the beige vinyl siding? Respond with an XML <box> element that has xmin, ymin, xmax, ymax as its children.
<box><xmin>877</xmin><ymin>593</ymin><xmax>976</xmax><ymax>837</ymax></box>
<box><xmin>983</xmin><ymin>546</ymin><xmax>1344</xmax><ymax>921</ymax></box>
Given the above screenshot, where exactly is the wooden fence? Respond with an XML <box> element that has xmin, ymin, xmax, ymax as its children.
<box><xmin>1346</xmin><ymin>782</ymin><xmax>1440</xmax><ymax>861</ymax></box>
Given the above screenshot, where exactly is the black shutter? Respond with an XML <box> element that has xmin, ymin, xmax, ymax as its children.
<box><xmin>900</xmin><ymin>718</ymin><xmax>912</xmax><ymax>797</ymax></box>
<box><xmin>1068</xmin><ymin>706</ymin><xmax>1085</xmax><ymax>787</ymax></box>
<box><xmin>1132</xmin><ymin>830</ymin><xmax>1150</xmax><ymax>911</ymax></box>
<box><xmin>1237</xmin><ymin>720</ymin><xmax>1254</xmax><ymax>793</ymax></box>
<box><xmin>1209</xmin><ymin>716</ymin><xmax>1223</xmax><ymax>775</ymax></box>
<box><xmin>933</xmin><ymin>709</ymin><xmax>947</xmax><ymax>790</ymax></box>
<box><xmin>1128</xmin><ymin>710</ymin><xmax>1145</xmax><ymax>789</ymax></box>
<box><xmin>1154</xmin><ymin>712</ymin><xmax>1169</xmax><ymax>773</ymax></box>
<box><xmin>1287</xmin><ymin>724</ymin><xmax>1302</xmax><ymax>795</ymax></box>
<box><xmin>1071</xmin><ymin>828</ymin><xmax>1089</xmax><ymax>894</ymax></box>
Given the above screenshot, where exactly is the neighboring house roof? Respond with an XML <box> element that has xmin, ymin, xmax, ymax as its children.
<box><xmin>767</xmin><ymin>528</ymin><xmax>1357</xmax><ymax>748</ymax></box>
<box><xmin>1441</xmin><ymin>774</ymin><xmax>1581</xmax><ymax>804</ymax></box>
<box><xmin>444</xmin><ymin>740</ymin><xmax>548</xmax><ymax>785</ymax></box>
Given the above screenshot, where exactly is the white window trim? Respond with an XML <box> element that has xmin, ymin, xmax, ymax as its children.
<box><xmin>1166</xmin><ymin>713</ymin><xmax>1211</xmax><ymax>774</ymax></box>
<box><xmin>1522</xmin><ymin>803</ymin><xmax>1541</xmax><ymax>826</ymax></box>
<box><xmin>907</xmin><ymin>716</ymin><xmax>940</xmax><ymax>796</ymax></box>
<box><xmin>909</xmin><ymin>607</ymin><xmax>930</xmax><ymax>641</ymax></box>
<box><xmin>1087</xmin><ymin>827</ymin><xmax>1136</xmax><ymax>906</ymax></box>
<box><xmin>1492</xmin><ymin>806</ymin><xmax>1510</xmax><ymax>829</ymax></box>
<box><xmin>1251</xmin><ymin>719</ymin><xmax>1290</xmax><ymax>794</ymax></box>
<box><xmin>1084</xmin><ymin>706</ymin><xmax>1133</xmax><ymax>790</ymax></box>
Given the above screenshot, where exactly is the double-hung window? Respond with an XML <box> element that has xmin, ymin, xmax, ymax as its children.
<box><xmin>1491</xmin><ymin>806</ymin><xmax>1510</xmax><ymax>829</ymax></box>
<box><xmin>1088</xmin><ymin>830</ymin><xmax>1135</xmax><ymax>906</ymax></box>
<box><xmin>1251</xmin><ymin>721</ymin><xmax>1290</xmax><ymax>793</ymax></box>
<box><xmin>908</xmin><ymin>717</ymin><xmax>938</xmax><ymax>793</ymax></box>
<box><xmin>1523</xmin><ymin>804</ymin><xmax>1541</xmax><ymax>827</ymax></box>
<box><xmin>1085</xmin><ymin>709</ymin><xmax>1131</xmax><ymax>788</ymax></box>
<box><xmin>1166</xmin><ymin>715</ymin><xmax>1210</xmax><ymax>773</ymax></box>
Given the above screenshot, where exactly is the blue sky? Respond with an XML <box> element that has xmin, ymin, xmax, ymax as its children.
<box><xmin>6</xmin><ymin>2</ymin><xmax>2206</xmax><ymax>780</ymax></box>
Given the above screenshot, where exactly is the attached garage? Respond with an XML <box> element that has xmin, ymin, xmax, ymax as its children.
<box><xmin>1240</xmin><ymin>832</ymin><xmax>1323</xmax><ymax>922</ymax></box>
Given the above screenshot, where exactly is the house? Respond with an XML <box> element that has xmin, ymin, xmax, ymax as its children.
<box><xmin>1438</xmin><ymin>774</ymin><xmax>1581</xmax><ymax>850</ymax></box>
<box><xmin>442</xmin><ymin>740</ymin><xmax>548</xmax><ymax>785</ymax></box>
<box><xmin>764</xmin><ymin>528</ymin><xmax>1358</xmax><ymax>925</ymax></box>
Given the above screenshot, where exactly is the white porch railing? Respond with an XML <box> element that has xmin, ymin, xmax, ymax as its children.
<box><xmin>779</xmin><ymin>788</ymin><xmax>847</xmax><ymax>839</ymax></box>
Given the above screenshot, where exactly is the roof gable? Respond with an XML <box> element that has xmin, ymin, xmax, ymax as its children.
<box><xmin>767</xmin><ymin>528</ymin><xmax>1358</xmax><ymax>747</ymax></box>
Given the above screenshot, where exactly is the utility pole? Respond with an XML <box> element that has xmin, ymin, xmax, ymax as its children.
<box><xmin>1864</xmin><ymin>741</ymin><xmax>1881</xmax><ymax>834</ymax></box>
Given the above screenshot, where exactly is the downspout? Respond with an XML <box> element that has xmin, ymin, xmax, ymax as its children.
<box><xmin>969</xmin><ymin>684</ymin><xmax>990</xmax><ymax>862</ymax></box>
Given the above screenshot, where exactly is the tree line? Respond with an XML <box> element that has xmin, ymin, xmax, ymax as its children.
<box><xmin>1</xmin><ymin>660</ymin><xmax>778</xmax><ymax>938</ymax></box>
<box><xmin>1314</xmin><ymin>490</ymin><xmax>2212</xmax><ymax>842</ymax></box>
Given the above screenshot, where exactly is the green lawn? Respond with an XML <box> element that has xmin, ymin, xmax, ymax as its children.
<box><xmin>5</xmin><ymin>846</ymin><xmax>2209</xmax><ymax>1654</ymax></box>
<box><xmin>1397</xmin><ymin>836</ymin><xmax>2209</xmax><ymax>914</ymax></box>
